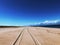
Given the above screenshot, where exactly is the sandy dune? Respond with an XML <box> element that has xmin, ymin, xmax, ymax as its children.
<box><xmin>0</xmin><ymin>27</ymin><xmax>60</xmax><ymax>45</ymax></box>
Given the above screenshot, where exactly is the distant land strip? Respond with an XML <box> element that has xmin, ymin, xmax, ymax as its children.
<box><xmin>0</xmin><ymin>26</ymin><xmax>21</xmax><ymax>28</ymax></box>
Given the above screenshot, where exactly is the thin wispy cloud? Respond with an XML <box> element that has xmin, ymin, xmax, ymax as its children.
<box><xmin>33</xmin><ymin>20</ymin><xmax>60</xmax><ymax>25</ymax></box>
<box><xmin>43</xmin><ymin>20</ymin><xmax>60</xmax><ymax>24</ymax></box>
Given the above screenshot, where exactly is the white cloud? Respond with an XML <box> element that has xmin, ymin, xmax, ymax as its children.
<box><xmin>42</xmin><ymin>20</ymin><xmax>60</xmax><ymax>24</ymax></box>
<box><xmin>29</xmin><ymin>20</ymin><xmax>60</xmax><ymax>25</ymax></box>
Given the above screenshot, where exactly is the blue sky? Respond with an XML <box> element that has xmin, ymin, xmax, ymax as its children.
<box><xmin>0</xmin><ymin>0</ymin><xmax>60</xmax><ymax>26</ymax></box>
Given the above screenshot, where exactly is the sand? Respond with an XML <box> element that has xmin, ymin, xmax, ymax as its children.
<box><xmin>0</xmin><ymin>27</ymin><xmax>60</xmax><ymax>45</ymax></box>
